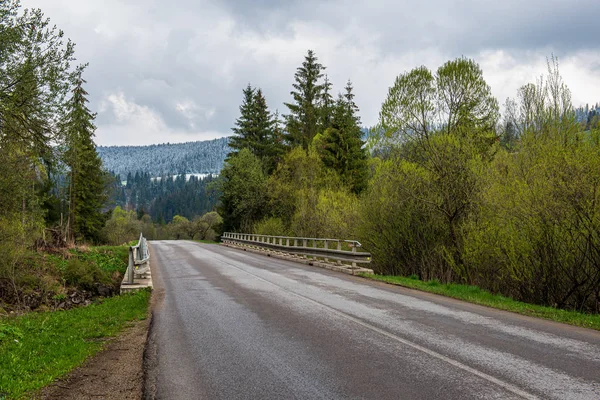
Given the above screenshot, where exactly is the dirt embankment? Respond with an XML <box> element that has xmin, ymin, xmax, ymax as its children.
<box><xmin>38</xmin><ymin>314</ymin><xmax>150</xmax><ymax>400</ymax></box>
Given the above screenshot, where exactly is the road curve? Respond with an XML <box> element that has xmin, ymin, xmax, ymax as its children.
<box><xmin>145</xmin><ymin>240</ymin><xmax>600</xmax><ymax>400</ymax></box>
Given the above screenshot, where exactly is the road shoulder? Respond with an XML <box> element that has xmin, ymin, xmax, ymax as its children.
<box><xmin>38</xmin><ymin>314</ymin><xmax>150</xmax><ymax>400</ymax></box>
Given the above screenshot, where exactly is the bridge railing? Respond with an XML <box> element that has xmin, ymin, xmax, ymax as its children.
<box><xmin>123</xmin><ymin>233</ymin><xmax>150</xmax><ymax>285</ymax></box>
<box><xmin>221</xmin><ymin>232</ymin><xmax>371</xmax><ymax>267</ymax></box>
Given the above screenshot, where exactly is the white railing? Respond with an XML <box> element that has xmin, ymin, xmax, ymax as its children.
<box><xmin>221</xmin><ymin>232</ymin><xmax>371</xmax><ymax>267</ymax></box>
<box><xmin>123</xmin><ymin>233</ymin><xmax>150</xmax><ymax>285</ymax></box>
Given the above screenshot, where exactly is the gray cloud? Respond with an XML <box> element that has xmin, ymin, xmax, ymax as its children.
<box><xmin>20</xmin><ymin>0</ymin><xmax>600</xmax><ymax>145</ymax></box>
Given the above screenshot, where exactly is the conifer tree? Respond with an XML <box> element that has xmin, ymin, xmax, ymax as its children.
<box><xmin>343</xmin><ymin>79</ymin><xmax>360</xmax><ymax>123</ymax></box>
<box><xmin>284</xmin><ymin>50</ymin><xmax>326</xmax><ymax>149</ymax></box>
<box><xmin>262</xmin><ymin>109</ymin><xmax>286</xmax><ymax>174</ymax></box>
<box><xmin>317</xmin><ymin>81</ymin><xmax>368</xmax><ymax>194</ymax></box>
<box><xmin>229</xmin><ymin>85</ymin><xmax>284</xmax><ymax>174</ymax></box>
<box><xmin>252</xmin><ymin>89</ymin><xmax>275</xmax><ymax>160</ymax></box>
<box><xmin>318</xmin><ymin>75</ymin><xmax>335</xmax><ymax>133</ymax></box>
<box><xmin>63</xmin><ymin>66</ymin><xmax>107</xmax><ymax>243</ymax></box>
<box><xmin>229</xmin><ymin>84</ymin><xmax>256</xmax><ymax>157</ymax></box>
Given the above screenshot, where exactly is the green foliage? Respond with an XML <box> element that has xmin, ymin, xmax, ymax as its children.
<box><xmin>267</xmin><ymin>147</ymin><xmax>341</xmax><ymax>232</ymax></box>
<box><xmin>193</xmin><ymin>211</ymin><xmax>223</xmax><ymax>241</ymax></box>
<box><xmin>285</xmin><ymin>50</ymin><xmax>327</xmax><ymax>149</ymax></box>
<box><xmin>0</xmin><ymin>1</ymin><xmax>74</xmax><ymax>155</ymax></box>
<box><xmin>366</xmin><ymin>57</ymin><xmax>498</xmax><ymax>282</ymax></box>
<box><xmin>0</xmin><ymin>290</ymin><xmax>150</xmax><ymax>399</ymax></box>
<box><xmin>101</xmin><ymin>206</ymin><xmax>143</xmax><ymax>245</ymax></box>
<box><xmin>63</xmin><ymin>258</ymin><xmax>112</xmax><ymax>292</ymax></box>
<box><xmin>229</xmin><ymin>85</ymin><xmax>285</xmax><ymax>174</ymax></box>
<box><xmin>462</xmin><ymin>130</ymin><xmax>600</xmax><ymax>310</ymax></box>
<box><xmin>63</xmin><ymin>66</ymin><xmax>108</xmax><ymax>244</ymax></box>
<box><xmin>72</xmin><ymin>246</ymin><xmax>129</xmax><ymax>274</ymax></box>
<box><xmin>315</xmin><ymin>81</ymin><xmax>369</xmax><ymax>194</ymax></box>
<box><xmin>0</xmin><ymin>1</ymin><xmax>73</xmax><ymax>283</ymax></box>
<box><xmin>358</xmin><ymin>158</ymin><xmax>445</xmax><ymax>277</ymax></box>
<box><xmin>254</xmin><ymin>217</ymin><xmax>290</xmax><ymax>236</ymax></box>
<box><xmin>218</xmin><ymin>149</ymin><xmax>269</xmax><ymax>232</ymax></box>
<box><xmin>309</xmin><ymin>189</ymin><xmax>360</xmax><ymax>239</ymax></box>
<box><xmin>504</xmin><ymin>55</ymin><xmax>574</xmax><ymax>140</ymax></box>
<box><xmin>378</xmin><ymin>58</ymin><xmax>499</xmax><ymax>145</ymax></box>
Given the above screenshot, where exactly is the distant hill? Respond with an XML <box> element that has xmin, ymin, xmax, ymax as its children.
<box><xmin>98</xmin><ymin>137</ymin><xmax>230</xmax><ymax>179</ymax></box>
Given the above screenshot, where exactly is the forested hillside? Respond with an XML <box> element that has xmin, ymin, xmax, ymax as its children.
<box><xmin>108</xmin><ymin>172</ymin><xmax>219</xmax><ymax>223</ymax></box>
<box><xmin>221</xmin><ymin>50</ymin><xmax>600</xmax><ymax>313</ymax></box>
<box><xmin>98</xmin><ymin>137</ymin><xmax>230</xmax><ymax>178</ymax></box>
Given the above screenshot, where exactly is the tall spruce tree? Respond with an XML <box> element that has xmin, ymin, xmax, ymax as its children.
<box><xmin>262</xmin><ymin>109</ymin><xmax>286</xmax><ymax>174</ymax></box>
<box><xmin>229</xmin><ymin>85</ymin><xmax>284</xmax><ymax>174</ymax></box>
<box><xmin>63</xmin><ymin>66</ymin><xmax>106</xmax><ymax>243</ymax></box>
<box><xmin>317</xmin><ymin>81</ymin><xmax>368</xmax><ymax>194</ymax></box>
<box><xmin>284</xmin><ymin>50</ymin><xmax>326</xmax><ymax>149</ymax></box>
<box><xmin>229</xmin><ymin>84</ymin><xmax>256</xmax><ymax>157</ymax></box>
<box><xmin>252</xmin><ymin>89</ymin><xmax>275</xmax><ymax>161</ymax></box>
<box><xmin>318</xmin><ymin>74</ymin><xmax>335</xmax><ymax>133</ymax></box>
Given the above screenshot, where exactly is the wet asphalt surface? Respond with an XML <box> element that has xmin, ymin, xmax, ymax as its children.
<box><xmin>146</xmin><ymin>240</ymin><xmax>600</xmax><ymax>400</ymax></box>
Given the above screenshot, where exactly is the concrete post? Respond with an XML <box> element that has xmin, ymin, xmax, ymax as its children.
<box><xmin>127</xmin><ymin>247</ymin><xmax>134</xmax><ymax>284</ymax></box>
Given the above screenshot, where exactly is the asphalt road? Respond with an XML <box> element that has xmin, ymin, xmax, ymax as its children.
<box><xmin>145</xmin><ymin>240</ymin><xmax>600</xmax><ymax>400</ymax></box>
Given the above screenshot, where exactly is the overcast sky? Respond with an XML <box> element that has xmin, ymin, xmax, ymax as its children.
<box><xmin>20</xmin><ymin>0</ymin><xmax>600</xmax><ymax>146</ymax></box>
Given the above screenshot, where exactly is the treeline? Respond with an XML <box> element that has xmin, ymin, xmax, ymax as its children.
<box><xmin>101</xmin><ymin>207</ymin><xmax>222</xmax><ymax>245</ymax></box>
<box><xmin>220</xmin><ymin>52</ymin><xmax>600</xmax><ymax>312</ymax></box>
<box><xmin>108</xmin><ymin>172</ymin><xmax>218</xmax><ymax>224</ymax></box>
<box><xmin>219</xmin><ymin>50</ymin><xmax>368</xmax><ymax>236</ymax></box>
<box><xmin>574</xmin><ymin>103</ymin><xmax>600</xmax><ymax>130</ymax></box>
<box><xmin>0</xmin><ymin>2</ymin><xmax>117</xmax><ymax>308</ymax></box>
<box><xmin>97</xmin><ymin>137</ymin><xmax>230</xmax><ymax>178</ymax></box>
<box><xmin>0</xmin><ymin>1</ymin><xmax>107</xmax><ymax>250</ymax></box>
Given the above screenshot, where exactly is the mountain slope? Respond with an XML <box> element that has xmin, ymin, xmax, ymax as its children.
<box><xmin>98</xmin><ymin>137</ymin><xmax>230</xmax><ymax>178</ymax></box>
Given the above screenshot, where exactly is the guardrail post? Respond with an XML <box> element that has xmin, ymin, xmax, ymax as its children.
<box><xmin>324</xmin><ymin>240</ymin><xmax>329</xmax><ymax>262</ymax></box>
<box><xmin>303</xmin><ymin>239</ymin><xmax>307</xmax><ymax>259</ymax></box>
<box><xmin>337</xmin><ymin>241</ymin><xmax>342</xmax><ymax>265</ymax></box>
<box><xmin>127</xmin><ymin>246</ymin><xmax>134</xmax><ymax>284</ymax></box>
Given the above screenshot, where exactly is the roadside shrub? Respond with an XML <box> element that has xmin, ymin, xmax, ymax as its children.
<box><xmin>462</xmin><ymin>131</ymin><xmax>600</xmax><ymax>311</ymax></box>
<box><xmin>63</xmin><ymin>259</ymin><xmax>112</xmax><ymax>292</ymax></box>
<box><xmin>253</xmin><ymin>217</ymin><xmax>289</xmax><ymax>236</ymax></box>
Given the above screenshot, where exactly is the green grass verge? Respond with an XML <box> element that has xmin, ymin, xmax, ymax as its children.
<box><xmin>45</xmin><ymin>246</ymin><xmax>129</xmax><ymax>275</ymax></box>
<box><xmin>359</xmin><ymin>274</ymin><xmax>600</xmax><ymax>331</ymax></box>
<box><xmin>0</xmin><ymin>289</ymin><xmax>151</xmax><ymax>399</ymax></box>
<box><xmin>70</xmin><ymin>246</ymin><xmax>130</xmax><ymax>274</ymax></box>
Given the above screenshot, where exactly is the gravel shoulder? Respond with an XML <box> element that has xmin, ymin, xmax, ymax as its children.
<box><xmin>37</xmin><ymin>309</ymin><xmax>151</xmax><ymax>400</ymax></box>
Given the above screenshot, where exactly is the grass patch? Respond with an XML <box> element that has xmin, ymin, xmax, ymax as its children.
<box><xmin>359</xmin><ymin>274</ymin><xmax>600</xmax><ymax>331</ymax></box>
<box><xmin>70</xmin><ymin>246</ymin><xmax>129</xmax><ymax>274</ymax></box>
<box><xmin>0</xmin><ymin>289</ymin><xmax>150</xmax><ymax>399</ymax></box>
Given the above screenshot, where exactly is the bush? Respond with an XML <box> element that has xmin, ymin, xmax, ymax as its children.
<box><xmin>462</xmin><ymin>131</ymin><xmax>600</xmax><ymax>311</ymax></box>
<box><xmin>63</xmin><ymin>259</ymin><xmax>112</xmax><ymax>292</ymax></box>
<box><xmin>254</xmin><ymin>217</ymin><xmax>289</xmax><ymax>236</ymax></box>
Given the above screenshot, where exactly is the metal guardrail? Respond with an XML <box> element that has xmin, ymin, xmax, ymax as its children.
<box><xmin>123</xmin><ymin>233</ymin><xmax>150</xmax><ymax>285</ymax></box>
<box><xmin>222</xmin><ymin>232</ymin><xmax>371</xmax><ymax>266</ymax></box>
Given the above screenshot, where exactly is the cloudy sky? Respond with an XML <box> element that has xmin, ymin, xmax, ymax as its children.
<box><xmin>21</xmin><ymin>0</ymin><xmax>600</xmax><ymax>146</ymax></box>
